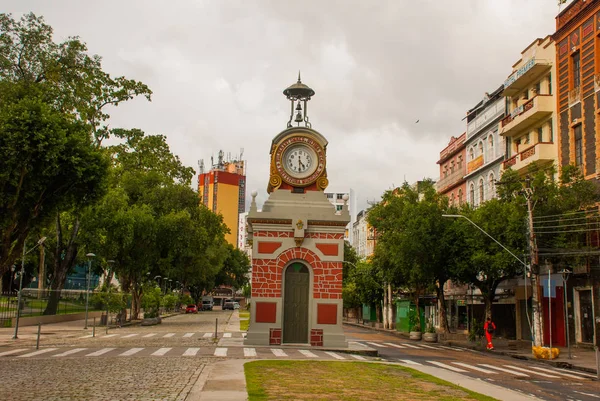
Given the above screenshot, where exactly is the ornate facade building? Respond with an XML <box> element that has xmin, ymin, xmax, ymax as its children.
<box><xmin>436</xmin><ymin>133</ymin><xmax>466</xmax><ymax>206</ymax></box>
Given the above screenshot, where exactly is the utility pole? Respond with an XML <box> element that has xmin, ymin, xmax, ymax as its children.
<box><xmin>524</xmin><ymin>188</ymin><xmax>544</xmax><ymax>347</ymax></box>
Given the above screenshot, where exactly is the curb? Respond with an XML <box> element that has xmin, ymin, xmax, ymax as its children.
<box><xmin>343</xmin><ymin>321</ymin><xmax>598</xmax><ymax>376</ymax></box>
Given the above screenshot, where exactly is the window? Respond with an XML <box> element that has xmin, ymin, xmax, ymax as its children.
<box><xmin>469</xmin><ymin>148</ymin><xmax>474</xmax><ymax>160</ymax></box>
<box><xmin>450</xmin><ymin>161</ymin><xmax>455</xmax><ymax>173</ymax></box>
<box><xmin>336</xmin><ymin>193</ymin><xmax>343</xmax><ymax>200</ymax></box>
<box><xmin>488</xmin><ymin>173</ymin><xmax>495</xmax><ymax>198</ymax></box>
<box><xmin>469</xmin><ymin>184</ymin><xmax>475</xmax><ymax>205</ymax></box>
<box><xmin>478</xmin><ymin>179</ymin><xmax>484</xmax><ymax>204</ymax></box>
<box><xmin>326</xmin><ymin>193</ymin><xmax>333</xmax><ymax>199</ymax></box>
<box><xmin>522</xmin><ymin>90</ymin><xmax>529</xmax><ymax>100</ymax></box>
<box><xmin>524</xmin><ymin>133</ymin><xmax>530</xmax><ymax>144</ymax></box>
<box><xmin>457</xmin><ymin>155</ymin><xmax>463</xmax><ymax>168</ymax></box>
<box><xmin>478</xmin><ymin>141</ymin><xmax>483</xmax><ymax>155</ymax></box>
<box><xmin>548</xmin><ymin>74</ymin><xmax>552</xmax><ymax>95</ymax></box>
<box><xmin>537</xmin><ymin>126</ymin><xmax>543</xmax><ymax>143</ymax></box>
<box><xmin>549</xmin><ymin>119</ymin><xmax>554</xmax><ymax>142</ymax></box>
<box><xmin>450</xmin><ymin>193</ymin><xmax>455</xmax><ymax>205</ymax></box>
<box><xmin>573</xmin><ymin>52</ymin><xmax>581</xmax><ymax>88</ymax></box>
<box><xmin>458</xmin><ymin>189</ymin><xmax>463</xmax><ymax>204</ymax></box>
<box><xmin>336</xmin><ymin>205</ymin><xmax>343</xmax><ymax>211</ymax></box>
<box><xmin>535</xmin><ymin>81</ymin><xmax>541</xmax><ymax>95</ymax></box>
<box><xmin>575</xmin><ymin>125</ymin><xmax>583</xmax><ymax>166</ymax></box>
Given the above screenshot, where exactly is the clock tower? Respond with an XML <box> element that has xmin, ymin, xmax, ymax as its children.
<box><xmin>245</xmin><ymin>74</ymin><xmax>350</xmax><ymax>347</ymax></box>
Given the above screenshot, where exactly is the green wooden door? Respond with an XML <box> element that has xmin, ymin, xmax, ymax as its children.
<box><xmin>283</xmin><ymin>263</ymin><xmax>309</xmax><ymax>343</ymax></box>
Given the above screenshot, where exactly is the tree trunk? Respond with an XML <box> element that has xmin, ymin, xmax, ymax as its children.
<box><xmin>414</xmin><ymin>286</ymin><xmax>421</xmax><ymax>330</ymax></box>
<box><xmin>382</xmin><ymin>282</ymin><xmax>388</xmax><ymax>329</ymax></box>
<box><xmin>436</xmin><ymin>281</ymin><xmax>450</xmax><ymax>333</ymax></box>
<box><xmin>131</xmin><ymin>283</ymin><xmax>142</xmax><ymax>320</ymax></box>
<box><xmin>387</xmin><ymin>283</ymin><xmax>393</xmax><ymax>329</ymax></box>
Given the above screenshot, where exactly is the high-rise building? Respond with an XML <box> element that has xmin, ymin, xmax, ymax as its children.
<box><xmin>198</xmin><ymin>150</ymin><xmax>246</xmax><ymax>246</ymax></box>
<box><xmin>352</xmin><ymin>210</ymin><xmax>376</xmax><ymax>259</ymax></box>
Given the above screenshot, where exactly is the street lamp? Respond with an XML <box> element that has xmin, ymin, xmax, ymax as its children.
<box><xmin>13</xmin><ymin>237</ymin><xmax>46</xmax><ymax>339</ymax></box>
<box><xmin>84</xmin><ymin>253</ymin><xmax>96</xmax><ymax>329</ymax></box>
<box><xmin>559</xmin><ymin>268</ymin><xmax>572</xmax><ymax>359</ymax></box>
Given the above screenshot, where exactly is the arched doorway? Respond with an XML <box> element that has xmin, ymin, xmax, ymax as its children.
<box><xmin>283</xmin><ymin>262</ymin><xmax>309</xmax><ymax>343</ymax></box>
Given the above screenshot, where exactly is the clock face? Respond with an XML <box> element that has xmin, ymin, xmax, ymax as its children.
<box><xmin>284</xmin><ymin>145</ymin><xmax>315</xmax><ymax>178</ymax></box>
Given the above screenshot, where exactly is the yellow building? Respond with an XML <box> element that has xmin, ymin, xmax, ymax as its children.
<box><xmin>198</xmin><ymin>151</ymin><xmax>246</xmax><ymax>246</ymax></box>
<box><xmin>500</xmin><ymin>36</ymin><xmax>558</xmax><ymax>176</ymax></box>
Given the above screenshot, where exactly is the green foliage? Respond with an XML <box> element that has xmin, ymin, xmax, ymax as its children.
<box><xmin>468</xmin><ymin>319</ymin><xmax>484</xmax><ymax>343</ymax></box>
<box><xmin>141</xmin><ymin>284</ymin><xmax>161</xmax><ymax>314</ymax></box>
<box><xmin>162</xmin><ymin>294</ymin><xmax>178</xmax><ymax>310</ymax></box>
<box><xmin>179</xmin><ymin>294</ymin><xmax>193</xmax><ymax>306</ymax></box>
<box><xmin>425</xmin><ymin>319</ymin><xmax>436</xmax><ymax>333</ymax></box>
<box><xmin>408</xmin><ymin>309</ymin><xmax>421</xmax><ymax>332</ymax></box>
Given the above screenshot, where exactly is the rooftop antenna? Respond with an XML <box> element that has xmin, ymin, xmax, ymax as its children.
<box><xmin>240</xmin><ymin>147</ymin><xmax>244</xmax><ymax>160</ymax></box>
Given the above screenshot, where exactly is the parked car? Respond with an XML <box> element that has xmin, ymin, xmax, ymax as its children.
<box><xmin>185</xmin><ymin>304</ymin><xmax>198</xmax><ymax>314</ymax></box>
<box><xmin>233</xmin><ymin>302</ymin><xmax>240</xmax><ymax>310</ymax></box>
<box><xmin>222</xmin><ymin>299</ymin><xmax>235</xmax><ymax>310</ymax></box>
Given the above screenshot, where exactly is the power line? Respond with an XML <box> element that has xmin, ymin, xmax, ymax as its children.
<box><xmin>533</xmin><ymin>209</ymin><xmax>598</xmax><ymax>220</ymax></box>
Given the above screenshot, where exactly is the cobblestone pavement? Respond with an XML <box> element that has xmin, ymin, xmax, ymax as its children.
<box><xmin>0</xmin><ymin>356</ymin><xmax>216</xmax><ymax>401</ymax></box>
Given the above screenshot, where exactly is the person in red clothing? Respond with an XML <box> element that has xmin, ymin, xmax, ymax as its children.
<box><xmin>484</xmin><ymin>317</ymin><xmax>496</xmax><ymax>350</ymax></box>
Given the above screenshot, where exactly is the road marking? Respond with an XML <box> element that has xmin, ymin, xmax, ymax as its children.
<box><xmin>427</xmin><ymin>361</ymin><xmax>467</xmax><ymax>372</ymax></box>
<box><xmin>79</xmin><ymin>334</ymin><xmax>94</xmax><ymax>339</ymax></box>
<box><xmin>573</xmin><ymin>390</ymin><xmax>600</xmax><ymax>399</ymax></box>
<box><xmin>383</xmin><ymin>342</ymin><xmax>406</xmax><ymax>349</ymax></box>
<box><xmin>151</xmin><ymin>348</ymin><xmax>171</xmax><ymax>356</ymax></box>
<box><xmin>162</xmin><ymin>333</ymin><xmax>175</xmax><ymax>338</ymax></box>
<box><xmin>528</xmin><ymin>366</ymin><xmax>585</xmax><ymax>379</ymax></box>
<box><xmin>366</xmin><ymin>342</ymin><xmax>387</xmax><ymax>348</ymax></box>
<box><xmin>503</xmin><ymin>365</ymin><xmax>559</xmax><ymax>378</ymax></box>
<box><xmin>479</xmin><ymin>364</ymin><xmax>529</xmax><ymax>377</ymax></box>
<box><xmin>18</xmin><ymin>348</ymin><xmax>58</xmax><ymax>358</ymax></box>
<box><xmin>298</xmin><ymin>350</ymin><xmax>318</xmax><ymax>358</ymax></box>
<box><xmin>350</xmin><ymin>354</ymin><xmax>366</xmax><ymax>361</ymax></box>
<box><xmin>401</xmin><ymin>343</ymin><xmax>422</xmax><ymax>349</ymax></box>
<box><xmin>119</xmin><ymin>348</ymin><xmax>144</xmax><ymax>356</ymax></box>
<box><xmin>438</xmin><ymin>345</ymin><xmax>464</xmax><ymax>352</ymax></box>
<box><xmin>183</xmin><ymin>333</ymin><xmax>194</xmax><ymax>338</ymax></box>
<box><xmin>203</xmin><ymin>333</ymin><xmax>214</xmax><ymax>338</ymax></box>
<box><xmin>101</xmin><ymin>334</ymin><xmax>118</xmax><ymax>338</ymax></box>
<box><xmin>223</xmin><ymin>333</ymin><xmax>232</xmax><ymax>338</ymax></box>
<box><xmin>451</xmin><ymin>362</ymin><xmax>497</xmax><ymax>374</ymax></box>
<box><xmin>244</xmin><ymin>348</ymin><xmax>257</xmax><ymax>357</ymax></box>
<box><xmin>0</xmin><ymin>349</ymin><xmax>27</xmax><ymax>357</ymax></box>
<box><xmin>417</xmin><ymin>344</ymin><xmax>438</xmax><ymax>350</ymax></box>
<box><xmin>142</xmin><ymin>333</ymin><xmax>157</xmax><ymax>338</ymax></box>
<box><xmin>324</xmin><ymin>352</ymin><xmax>345</xmax><ymax>360</ymax></box>
<box><xmin>53</xmin><ymin>348</ymin><xmax>87</xmax><ymax>357</ymax></box>
<box><xmin>556</xmin><ymin>368</ymin><xmax>597</xmax><ymax>379</ymax></box>
<box><xmin>271</xmin><ymin>349</ymin><xmax>287</xmax><ymax>357</ymax></box>
<box><xmin>121</xmin><ymin>334</ymin><xmax>138</xmax><ymax>338</ymax></box>
<box><xmin>214</xmin><ymin>348</ymin><xmax>227</xmax><ymax>357</ymax></box>
<box><xmin>399</xmin><ymin>359</ymin><xmax>422</xmax><ymax>365</ymax></box>
<box><xmin>86</xmin><ymin>348</ymin><xmax>115</xmax><ymax>357</ymax></box>
<box><xmin>183</xmin><ymin>347</ymin><xmax>200</xmax><ymax>356</ymax></box>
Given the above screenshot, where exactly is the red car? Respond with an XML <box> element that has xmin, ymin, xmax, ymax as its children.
<box><xmin>185</xmin><ymin>304</ymin><xmax>198</xmax><ymax>314</ymax></box>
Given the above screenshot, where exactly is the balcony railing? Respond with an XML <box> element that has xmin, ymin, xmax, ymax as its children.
<box><xmin>502</xmin><ymin>142</ymin><xmax>555</xmax><ymax>170</ymax></box>
<box><xmin>436</xmin><ymin>167</ymin><xmax>466</xmax><ymax>192</ymax></box>
<box><xmin>501</xmin><ymin>97</ymin><xmax>536</xmax><ymax>127</ymax></box>
<box><xmin>568</xmin><ymin>86</ymin><xmax>581</xmax><ymax>106</ymax></box>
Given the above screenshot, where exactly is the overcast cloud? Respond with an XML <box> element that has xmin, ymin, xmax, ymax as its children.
<box><xmin>4</xmin><ymin>1</ymin><xmax>572</xmax><ymax>211</ymax></box>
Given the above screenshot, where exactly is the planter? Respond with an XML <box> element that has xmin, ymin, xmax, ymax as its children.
<box><xmin>409</xmin><ymin>331</ymin><xmax>422</xmax><ymax>341</ymax></box>
<box><xmin>423</xmin><ymin>332</ymin><xmax>438</xmax><ymax>343</ymax></box>
<box><xmin>141</xmin><ymin>317</ymin><xmax>161</xmax><ymax>326</ymax></box>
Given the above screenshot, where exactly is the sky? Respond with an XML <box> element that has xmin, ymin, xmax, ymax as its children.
<box><xmin>4</xmin><ymin>0</ymin><xmax>573</xmax><ymax>212</ymax></box>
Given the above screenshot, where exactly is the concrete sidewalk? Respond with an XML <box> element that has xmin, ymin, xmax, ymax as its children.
<box><xmin>344</xmin><ymin>320</ymin><xmax>600</xmax><ymax>376</ymax></box>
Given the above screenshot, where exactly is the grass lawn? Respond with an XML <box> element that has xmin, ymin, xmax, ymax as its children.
<box><xmin>239</xmin><ymin>310</ymin><xmax>250</xmax><ymax>331</ymax></box>
<box><xmin>245</xmin><ymin>360</ymin><xmax>497</xmax><ymax>401</ymax></box>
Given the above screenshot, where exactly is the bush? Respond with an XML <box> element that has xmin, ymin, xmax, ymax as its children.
<box><xmin>162</xmin><ymin>294</ymin><xmax>177</xmax><ymax>310</ymax></box>
<box><xmin>179</xmin><ymin>294</ymin><xmax>193</xmax><ymax>306</ymax></box>
<box><xmin>468</xmin><ymin>318</ymin><xmax>484</xmax><ymax>342</ymax></box>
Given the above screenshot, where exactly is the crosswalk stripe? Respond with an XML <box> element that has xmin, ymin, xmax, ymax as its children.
<box><xmin>350</xmin><ymin>354</ymin><xmax>366</xmax><ymax>361</ymax></box>
<box><xmin>203</xmin><ymin>333</ymin><xmax>213</xmax><ymax>338</ymax></box>
<box><xmin>119</xmin><ymin>348</ymin><xmax>144</xmax><ymax>356</ymax></box>
<box><xmin>121</xmin><ymin>334</ymin><xmax>138</xmax><ymax>338</ymax></box>
<box><xmin>214</xmin><ymin>348</ymin><xmax>227</xmax><ymax>357</ymax></box>
<box><xmin>142</xmin><ymin>333</ymin><xmax>157</xmax><ymax>338</ymax></box>
<box><xmin>151</xmin><ymin>348</ymin><xmax>171</xmax><ymax>356</ymax></box>
<box><xmin>18</xmin><ymin>348</ymin><xmax>58</xmax><ymax>358</ymax></box>
<box><xmin>298</xmin><ymin>350</ymin><xmax>318</xmax><ymax>358</ymax></box>
<box><xmin>366</xmin><ymin>342</ymin><xmax>387</xmax><ymax>348</ymax></box>
<box><xmin>162</xmin><ymin>333</ymin><xmax>175</xmax><ymax>338</ymax></box>
<box><xmin>53</xmin><ymin>348</ymin><xmax>87</xmax><ymax>357</ymax></box>
<box><xmin>452</xmin><ymin>362</ymin><xmax>497</xmax><ymax>374</ymax></box>
<box><xmin>479</xmin><ymin>364</ymin><xmax>528</xmax><ymax>377</ymax></box>
<box><xmin>271</xmin><ymin>349</ymin><xmax>287</xmax><ymax>357</ymax></box>
<box><xmin>399</xmin><ymin>359</ymin><xmax>422</xmax><ymax>365</ymax></box>
<box><xmin>0</xmin><ymin>349</ymin><xmax>27</xmax><ymax>357</ymax></box>
<box><xmin>101</xmin><ymin>334</ymin><xmax>118</xmax><ymax>338</ymax></box>
<box><xmin>86</xmin><ymin>348</ymin><xmax>115</xmax><ymax>357</ymax></box>
<box><xmin>428</xmin><ymin>361</ymin><xmax>467</xmax><ymax>372</ymax></box>
<box><xmin>401</xmin><ymin>343</ymin><xmax>422</xmax><ymax>349</ymax></box>
<box><xmin>527</xmin><ymin>366</ymin><xmax>584</xmax><ymax>379</ymax></box>
<box><xmin>417</xmin><ymin>344</ymin><xmax>438</xmax><ymax>350</ymax></box>
<box><xmin>223</xmin><ymin>333</ymin><xmax>232</xmax><ymax>338</ymax></box>
<box><xmin>183</xmin><ymin>347</ymin><xmax>200</xmax><ymax>356</ymax></box>
<box><xmin>503</xmin><ymin>365</ymin><xmax>558</xmax><ymax>378</ymax></box>
<box><xmin>79</xmin><ymin>334</ymin><xmax>94</xmax><ymax>339</ymax></box>
<box><xmin>437</xmin><ymin>345</ymin><xmax>463</xmax><ymax>352</ymax></box>
<box><xmin>183</xmin><ymin>333</ymin><xmax>194</xmax><ymax>338</ymax></box>
<box><xmin>383</xmin><ymin>342</ymin><xmax>406</xmax><ymax>349</ymax></box>
<box><xmin>244</xmin><ymin>348</ymin><xmax>257</xmax><ymax>357</ymax></box>
<box><xmin>324</xmin><ymin>351</ymin><xmax>345</xmax><ymax>360</ymax></box>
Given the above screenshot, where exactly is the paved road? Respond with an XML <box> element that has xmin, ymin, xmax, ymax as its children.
<box><xmin>344</xmin><ymin>325</ymin><xmax>600</xmax><ymax>401</ymax></box>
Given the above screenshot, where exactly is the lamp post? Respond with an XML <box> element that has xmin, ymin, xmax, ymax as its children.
<box><xmin>105</xmin><ymin>260</ymin><xmax>115</xmax><ymax>327</ymax></box>
<box><xmin>84</xmin><ymin>253</ymin><xmax>96</xmax><ymax>329</ymax></box>
<box><xmin>559</xmin><ymin>268</ymin><xmax>572</xmax><ymax>359</ymax></box>
<box><xmin>13</xmin><ymin>237</ymin><xmax>46</xmax><ymax>340</ymax></box>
